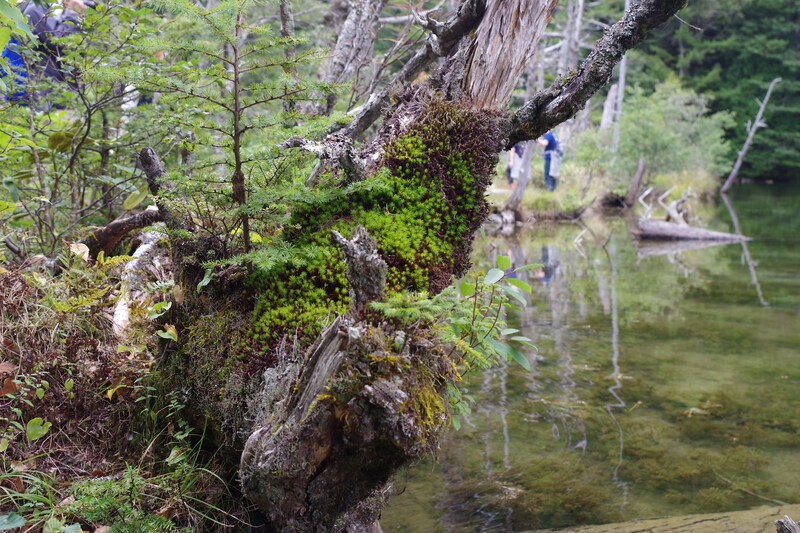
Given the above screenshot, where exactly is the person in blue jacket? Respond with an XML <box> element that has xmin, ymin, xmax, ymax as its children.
<box><xmin>537</xmin><ymin>130</ymin><xmax>562</xmax><ymax>192</ymax></box>
<box><xmin>2</xmin><ymin>0</ymin><xmax>87</xmax><ymax>102</ymax></box>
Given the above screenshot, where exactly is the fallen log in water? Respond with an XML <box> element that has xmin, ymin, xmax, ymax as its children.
<box><xmin>529</xmin><ymin>504</ymin><xmax>800</xmax><ymax>533</ymax></box>
<box><xmin>633</xmin><ymin>219</ymin><xmax>751</xmax><ymax>242</ymax></box>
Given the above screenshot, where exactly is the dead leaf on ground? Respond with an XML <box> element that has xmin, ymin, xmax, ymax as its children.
<box><xmin>0</xmin><ymin>377</ymin><xmax>17</xmax><ymax>396</ymax></box>
<box><xmin>0</xmin><ymin>361</ymin><xmax>15</xmax><ymax>375</ymax></box>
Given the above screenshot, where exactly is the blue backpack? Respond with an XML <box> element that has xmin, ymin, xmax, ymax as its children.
<box><xmin>1</xmin><ymin>37</ymin><xmax>29</xmax><ymax>102</ymax></box>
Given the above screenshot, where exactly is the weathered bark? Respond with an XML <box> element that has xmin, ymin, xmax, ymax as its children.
<box><xmin>332</xmin><ymin>226</ymin><xmax>387</xmax><ymax>318</ymax></box>
<box><xmin>623</xmin><ymin>156</ymin><xmax>646</xmax><ymax>207</ymax></box>
<box><xmin>777</xmin><ymin>516</ymin><xmax>800</xmax><ymax>533</ymax></box>
<box><xmin>721</xmin><ymin>77</ymin><xmax>781</xmax><ymax>193</ymax></box>
<box><xmin>342</xmin><ymin>0</ymin><xmax>487</xmax><ymax>139</ymax></box>
<box><xmin>462</xmin><ymin>0</ymin><xmax>558</xmax><ymax>108</ymax></box>
<box><xmin>113</xmin><ymin>230</ymin><xmax>169</xmax><ymax>337</ymax></box>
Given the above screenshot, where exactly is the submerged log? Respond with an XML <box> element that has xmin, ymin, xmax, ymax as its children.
<box><xmin>531</xmin><ymin>504</ymin><xmax>800</xmax><ymax>533</ymax></box>
<box><xmin>633</xmin><ymin>220</ymin><xmax>751</xmax><ymax>242</ymax></box>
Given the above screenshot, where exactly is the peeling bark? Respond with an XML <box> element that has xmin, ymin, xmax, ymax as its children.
<box><xmin>462</xmin><ymin>0</ymin><xmax>558</xmax><ymax>108</ymax></box>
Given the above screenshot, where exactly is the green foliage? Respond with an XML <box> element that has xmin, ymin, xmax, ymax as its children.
<box><xmin>642</xmin><ymin>0</ymin><xmax>800</xmax><ymax>178</ymax></box>
<box><xmin>572</xmin><ymin>80</ymin><xmax>733</xmax><ymax>195</ymax></box>
<box><xmin>0</xmin><ymin>1</ymin><xmax>162</xmax><ymax>256</ymax></box>
<box><xmin>370</xmin><ymin>256</ymin><xmax>537</xmax><ymax>428</ymax></box>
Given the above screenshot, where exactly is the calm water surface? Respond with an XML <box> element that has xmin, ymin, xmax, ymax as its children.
<box><xmin>381</xmin><ymin>184</ymin><xmax>800</xmax><ymax>532</ymax></box>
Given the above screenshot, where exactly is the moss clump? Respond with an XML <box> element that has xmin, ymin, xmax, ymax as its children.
<box><xmin>248</xmin><ymin>93</ymin><xmax>502</xmax><ymax>361</ymax></box>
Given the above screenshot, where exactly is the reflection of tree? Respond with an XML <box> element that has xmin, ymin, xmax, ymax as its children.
<box><xmin>602</xmin><ymin>237</ymin><xmax>629</xmax><ymax>507</ymax></box>
<box><xmin>721</xmin><ymin>193</ymin><xmax>769</xmax><ymax>307</ymax></box>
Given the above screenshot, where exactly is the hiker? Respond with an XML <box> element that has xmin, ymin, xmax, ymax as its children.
<box><xmin>537</xmin><ymin>130</ymin><xmax>563</xmax><ymax>192</ymax></box>
<box><xmin>506</xmin><ymin>142</ymin><xmax>526</xmax><ymax>188</ymax></box>
<box><xmin>2</xmin><ymin>0</ymin><xmax>87</xmax><ymax>103</ymax></box>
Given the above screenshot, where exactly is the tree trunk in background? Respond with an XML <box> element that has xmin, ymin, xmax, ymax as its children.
<box><xmin>504</xmin><ymin>64</ymin><xmax>539</xmax><ymax>213</ymax></box>
<box><xmin>624</xmin><ymin>156</ymin><xmax>646</xmax><ymax>207</ymax></box>
<box><xmin>600</xmin><ymin>83</ymin><xmax>618</xmax><ymax>130</ymax></box>
<box><xmin>610</xmin><ymin>0</ymin><xmax>631</xmax><ymax>154</ymax></box>
<box><xmin>320</xmin><ymin>0</ymin><xmax>388</xmax><ymax>114</ymax></box>
<box><xmin>463</xmin><ymin>0</ymin><xmax>558</xmax><ymax>108</ymax></box>
<box><xmin>721</xmin><ymin>77</ymin><xmax>781</xmax><ymax>193</ymax></box>
<box><xmin>556</xmin><ymin>0</ymin><xmax>585</xmax><ymax>76</ymax></box>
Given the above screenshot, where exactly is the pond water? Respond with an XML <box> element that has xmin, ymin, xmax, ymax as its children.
<box><xmin>381</xmin><ymin>183</ymin><xmax>800</xmax><ymax>532</ymax></box>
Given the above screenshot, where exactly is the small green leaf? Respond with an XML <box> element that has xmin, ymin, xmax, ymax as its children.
<box><xmin>496</xmin><ymin>255</ymin><xmax>511</xmax><ymax>271</ymax></box>
<box><xmin>35</xmin><ymin>388</ymin><xmax>44</xmax><ymax>400</ymax></box>
<box><xmin>147</xmin><ymin>300</ymin><xmax>172</xmax><ymax>319</ymax></box>
<box><xmin>459</xmin><ymin>281</ymin><xmax>476</xmax><ymax>297</ymax></box>
<box><xmin>483</xmin><ymin>268</ymin><xmax>504</xmax><ymax>286</ymax></box>
<box><xmin>0</xmin><ymin>513</ymin><xmax>26</xmax><ymax>530</ymax></box>
<box><xmin>511</xmin><ymin>336</ymin><xmax>537</xmax><ymax>349</ymax></box>
<box><xmin>26</xmin><ymin>417</ymin><xmax>52</xmax><ymax>441</ymax></box>
<box><xmin>500</xmin><ymin>328</ymin><xmax>520</xmax><ymax>336</ymax></box>
<box><xmin>47</xmin><ymin>132</ymin><xmax>72</xmax><ymax>153</ymax></box>
<box><xmin>0</xmin><ymin>0</ymin><xmax>35</xmax><ymax>40</ymax></box>
<box><xmin>64</xmin><ymin>378</ymin><xmax>74</xmax><ymax>392</ymax></box>
<box><xmin>514</xmin><ymin>263</ymin><xmax>545</xmax><ymax>272</ymax></box>
<box><xmin>451</xmin><ymin>417</ymin><xmax>461</xmax><ymax>431</ymax></box>
<box><xmin>156</xmin><ymin>324</ymin><xmax>178</xmax><ymax>342</ymax></box>
<box><xmin>107</xmin><ymin>384</ymin><xmax>124</xmax><ymax>400</ymax></box>
<box><xmin>196</xmin><ymin>268</ymin><xmax>213</xmax><ymax>293</ymax></box>
<box><xmin>506</xmin><ymin>277</ymin><xmax>532</xmax><ymax>294</ymax></box>
<box><xmin>499</xmin><ymin>285</ymin><xmax>527</xmax><ymax>307</ymax></box>
<box><xmin>122</xmin><ymin>182</ymin><xmax>150</xmax><ymax>211</ymax></box>
<box><xmin>0</xmin><ymin>27</ymin><xmax>10</xmax><ymax>51</ymax></box>
<box><xmin>509</xmin><ymin>346</ymin><xmax>532</xmax><ymax>371</ymax></box>
<box><xmin>64</xmin><ymin>525</ymin><xmax>82</xmax><ymax>533</ymax></box>
<box><xmin>165</xmin><ymin>446</ymin><xmax>186</xmax><ymax>465</ymax></box>
<box><xmin>42</xmin><ymin>517</ymin><xmax>64</xmax><ymax>533</ymax></box>
<box><xmin>0</xmin><ymin>438</ymin><xmax>8</xmax><ymax>453</ymax></box>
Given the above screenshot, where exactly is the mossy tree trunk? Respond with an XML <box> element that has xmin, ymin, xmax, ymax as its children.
<box><xmin>149</xmin><ymin>1</ymin><xmax>690</xmax><ymax>531</ymax></box>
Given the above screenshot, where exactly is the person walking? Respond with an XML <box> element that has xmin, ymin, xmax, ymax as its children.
<box><xmin>537</xmin><ymin>130</ymin><xmax>562</xmax><ymax>192</ymax></box>
<box><xmin>2</xmin><ymin>0</ymin><xmax>87</xmax><ymax>103</ymax></box>
<box><xmin>506</xmin><ymin>142</ymin><xmax>526</xmax><ymax>189</ymax></box>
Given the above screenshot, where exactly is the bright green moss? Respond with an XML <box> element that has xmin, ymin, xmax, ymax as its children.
<box><xmin>249</xmin><ymin>95</ymin><xmax>501</xmax><ymax>362</ymax></box>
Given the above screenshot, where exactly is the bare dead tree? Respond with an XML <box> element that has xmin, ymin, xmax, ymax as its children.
<box><xmin>318</xmin><ymin>0</ymin><xmax>389</xmax><ymax>115</ymax></box>
<box><xmin>721</xmin><ymin>77</ymin><xmax>782</xmax><ymax>193</ymax></box>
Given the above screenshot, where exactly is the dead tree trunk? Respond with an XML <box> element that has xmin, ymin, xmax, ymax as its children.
<box><xmin>610</xmin><ymin>0</ymin><xmax>631</xmax><ymax>154</ymax></box>
<box><xmin>319</xmin><ymin>0</ymin><xmax>388</xmax><ymax>115</ymax></box>
<box><xmin>623</xmin><ymin>157</ymin><xmax>646</xmax><ymax>207</ymax></box>
<box><xmin>721</xmin><ymin>77</ymin><xmax>781</xmax><ymax>193</ymax></box>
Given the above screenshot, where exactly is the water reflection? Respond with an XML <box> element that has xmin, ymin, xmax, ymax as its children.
<box><xmin>382</xmin><ymin>186</ymin><xmax>800</xmax><ymax>533</ymax></box>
